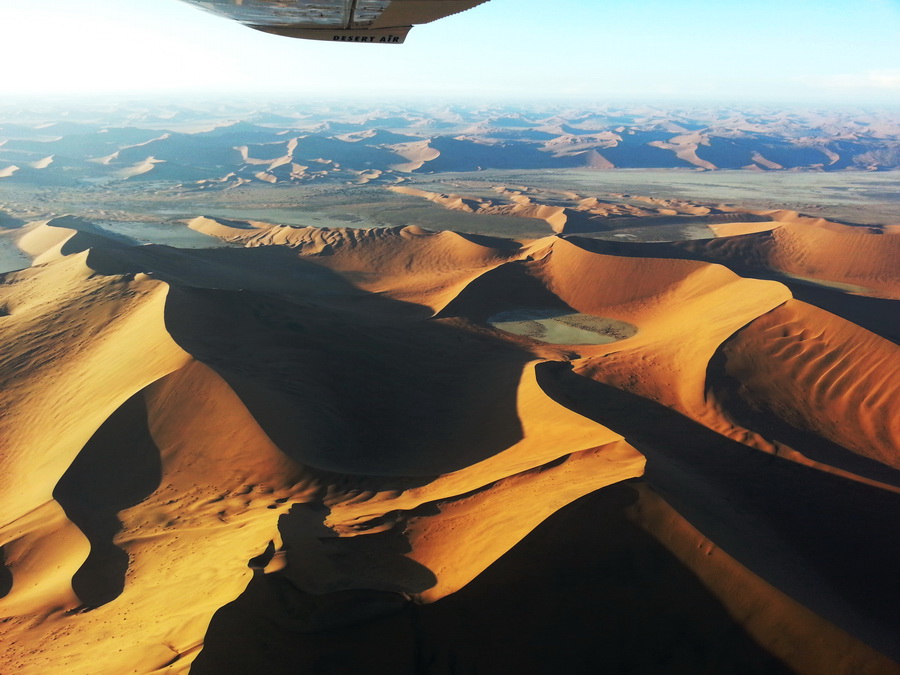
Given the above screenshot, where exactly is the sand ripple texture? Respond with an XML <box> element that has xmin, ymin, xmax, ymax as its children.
<box><xmin>0</xmin><ymin>214</ymin><xmax>897</xmax><ymax>674</ymax></box>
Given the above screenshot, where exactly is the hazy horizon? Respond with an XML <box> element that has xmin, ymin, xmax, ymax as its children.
<box><xmin>1</xmin><ymin>0</ymin><xmax>898</xmax><ymax>105</ymax></box>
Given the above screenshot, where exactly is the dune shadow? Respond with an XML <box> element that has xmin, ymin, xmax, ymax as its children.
<box><xmin>84</xmin><ymin>243</ymin><xmax>355</xmax><ymax>299</ymax></box>
<box><xmin>410</xmin><ymin>482</ymin><xmax>792</xmax><ymax>674</ymax></box>
<box><xmin>194</xmin><ymin>500</ymin><xmax>438</xmax><ymax>674</ymax></box>
<box><xmin>54</xmin><ymin>215</ymin><xmax>137</xmax><ymax>254</ymax></box>
<box><xmin>438</xmin><ymin>259</ymin><xmax>574</xmax><ymax>322</ymax></box>
<box><xmin>0</xmin><ymin>210</ymin><xmax>25</xmax><ymax>229</ymax></box>
<box><xmin>192</xmin><ymin>572</ymin><xmax>419</xmax><ymax>675</ymax></box>
<box><xmin>0</xmin><ymin>547</ymin><xmax>11</xmax><ymax>598</ymax></box>
<box><xmin>534</xmin><ymin>361</ymin><xmax>900</xmax><ymax>661</ymax></box>
<box><xmin>163</xmin><ymin>283</ymin><xmax>529</xmax><ymax>477</ymax></box>
<box><xmin>450</xmin><ymin>230</ymin><xmax>525</xmax><ymax>251</ymax></box>
<box><xmin>192</xmin><ymin>482</ymin><xmax>792</xmax><ymax>674</ymax></box>
<box><xmin>53</xmin><ymin>390</ymin><xmax>162</xmax><ymax>608</ymax></box>
<box><xmin>149</xmin><ymin>248</ymin><xmax>540</xmax><ymax>480</ymax></box>
<box><xmin>276</xmin><ymin>500</ymin><xmax>439</xmax><ymax>597</ymax></box>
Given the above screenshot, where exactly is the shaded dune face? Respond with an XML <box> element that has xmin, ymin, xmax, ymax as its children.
<box><xmin>52</xmin><ymin>392</ymin><xmax>162</xmax><ymax>609</ymax></box>
<box><xmin>0</xmin><ymin>218</ymin><xmax>897</xmax><ymax>674</ymax></box>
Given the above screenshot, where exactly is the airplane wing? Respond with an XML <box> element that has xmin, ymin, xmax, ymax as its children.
<box><xmin>178</xmin><ymin>0</ymin><xmax>491</xmax><ymax>44</ymax></box>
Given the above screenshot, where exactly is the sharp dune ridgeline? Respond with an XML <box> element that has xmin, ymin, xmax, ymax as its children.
<box><xmin>0</xmin><ymin>189</ymin><xmax>898</xmax><ymax>675</ymax></box>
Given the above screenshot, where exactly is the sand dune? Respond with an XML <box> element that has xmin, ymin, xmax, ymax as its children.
<box><xmin>386</xmin><ymin>139</ymin><xmax>441</xmax><ymax>172</ymax></box>
<box><xmin>16</xmin><ymin>219</ymin><xmax>81</xmax><ymax>264</ymax></box>
<box><xmin>17</xmin><ymin>216</ymin><xmax>138</xmax><ymax>266</ymax></box>
<box><xmin>27</xmin><ymin>156</ymin><xmax>54</xmax><ymax>170</ymax></box>
<box><xmin>648</xmin><ymin>137</ymin><xmax>718</xmax><ymax>170</ymax></box>
<box><xmin>391</xmin><ymin>185</ymin><xmax>589</xmax><ymax>233</ymax></box>
<box><xmin>763</xmin><ymin>214</ymin><xmax>900</xmax><ymax>296</ymax></box>
<box><xmin>711</xmin><ymin>299</ymin><xmax>899</xmax><ymax>471</ymax></box>
<box><xmin>117</xmin><ymin>156</ymin><xmax>164</xmax><ymax>180</ymax></box>
<box><xmin>188</xmin><ymin>216</ymin><xmax>523</xmax><ymax>312</ymax></box>
<box><xmin>390</xmin><ymin>183</ymin><xmax>792</xmax><ymax>238</ymax></box>
<box><xmin>669</xmin><ymin>212</ymin><xmax>900</xmax><ymax>298</ymax></box>
<box><xmin>710</xmin><ymin>219</ymin><xmax>783</xmax><ymax>236</ymax></box>
<box><xmin>0</xmin><ymin>203</ymin><xmax>896</xmax><ymax>673</ymax></box>
<box><xmin>0</xmin><ymin>257</ymin><xmax>191</xmax><ymax>625</ymax></box>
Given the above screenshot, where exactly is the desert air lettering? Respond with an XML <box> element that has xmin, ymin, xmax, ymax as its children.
<box><xmin>332</xmin><ymin>35</ymin><xmax>401</xmax><ymax>43</ymax></box>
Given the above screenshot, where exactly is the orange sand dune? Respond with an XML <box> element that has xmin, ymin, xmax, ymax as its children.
<box><xmin>391</xmin><ymin>185</ymin><xmax>563</xmax><ymax>228</ymax></box>
<box><xmin>677</xmin><ymin>214</ymin><xmax>900</xmax><ymax>298</ymax></box>
<box><xmin>764</xmin><ymin>215</ymin><xmax>900</xmax><ymax>296</ymax></box>
<box><xmin>189</xmin><ymin>217</ymin><xmax>524</xmax><ymax>312</ymax></box>
<box><xmin>16</xmin><ymin>219</ymin><xmax>80</xmax><ymax>264</ymax></box>
<box><xmin>710</xmin><ymin>220</ymin><xmax>782</xmax><ymax>236</ymax></box>
<box><xmin>387</xmin><ymin>139</ymin><xmax>440</xmax><ymax>172</ymax></box>
<box><xmin>0</xmin><ymin>213</ymin><xmax>897</xmax><ymax>673</ymax></box>
<box><xmin>0</xmin><ymin>256</ymin><xmax>190</xmax><ymax>621</ymax></box>
<box><xmin>711</xmin><ymin>299</ymin><xmax>899</xmax><ymax>471</ymax></box>
<box><xmin>15</xmin><ymin>216</ymin><xmax>137</xmax><ymax>266</ymax></box>
<box><xmin>529</xmin><ymin>237</ymin><xmax>899</xmax><ymax>485</ymax></box>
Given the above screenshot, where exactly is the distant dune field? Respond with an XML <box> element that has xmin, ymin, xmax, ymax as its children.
<box><xmin>2</xmin><ymin>103</ymin><xmax>900</xmax><ymax>192</ymax></box>
<box><xmin>0</xmin><ymin>180</ymin><xmax>897</xmax><ymax>674</ymax></box>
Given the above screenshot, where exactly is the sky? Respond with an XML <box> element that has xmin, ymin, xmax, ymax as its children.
<box><xmin>0</xmin><ymin>0</ymin><xmax>898</xmax><ymax>104</ymax></box>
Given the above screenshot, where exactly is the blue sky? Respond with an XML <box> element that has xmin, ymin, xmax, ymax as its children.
<box><xmin>1</xmin><ymin>0</ymin><xmax>898</xmax><ymax>104</ymax></box>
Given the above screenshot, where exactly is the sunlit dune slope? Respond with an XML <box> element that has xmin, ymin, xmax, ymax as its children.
<box><xmin>0</xmin><ymin>254</ymin><xmax>192</xmax><ymax>653</ymax></box>
<box><xmin>688</xmin><ymin>212</ymin><xmax>900</xmax><ymax>298</ymax></box>
<box><xmin>0</xmin><ymin>215</ymin><xmax>897</xmax><ymax>674</ymax></box>
<box><xmin>16</xmin><ymin>216</ymin><xmax>137</xmax><ymax>266</ymax></box>
<box><xmin>711</xmin><ymin>299</ymin><xmax>899</xmax><ymax>471</ymax></box>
